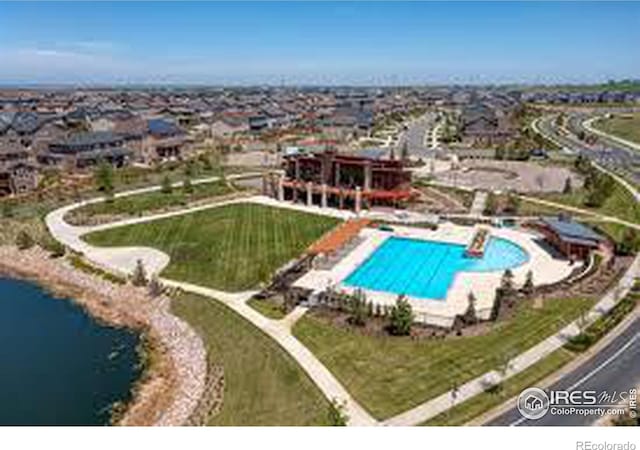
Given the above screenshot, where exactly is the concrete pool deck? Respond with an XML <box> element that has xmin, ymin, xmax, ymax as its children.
<box><xmin>294</xmin><ymin>223</ymin><xmax>576</xmax><ymax>328</ymax></box>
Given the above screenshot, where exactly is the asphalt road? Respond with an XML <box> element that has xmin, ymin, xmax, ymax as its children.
<box><xmin>397</xmin><ymin>112</ymin><xmax>439</xmax><ymax>158</ymax></box>
<box><xmin>487</xmin><ymin>316</ymin><xmax>640</xmax><ymax>426</ymax></box>
<box><xmin>537</xmin><ymin>112</ymin><xmax>640</xmax><ymax>185</ymax></box>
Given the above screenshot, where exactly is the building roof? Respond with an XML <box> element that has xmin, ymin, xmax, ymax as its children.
<box><xmin>62</xmin><ymin>131</ymin><xmax>123</xmax><ymax>147</ymax></box>
<box><xmin>75</xmin><ymin>147</ymin><xmax>132</xmax><ymax>161</ymax></box>
<box><xmin>148</xmin><ymin>118</ymin><xmax>184</xmax><ymax>137</ymax></box>
<box><xmin>540</xmin><ymin>217</ymin><xmax>604</xmax><ymax>245</ymax></box>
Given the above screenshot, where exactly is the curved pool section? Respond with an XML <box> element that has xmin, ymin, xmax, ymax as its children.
<box><xmin>344</xmin><ymin>236</ymin><xmax>529</xmax><ymax>300</ymax></box>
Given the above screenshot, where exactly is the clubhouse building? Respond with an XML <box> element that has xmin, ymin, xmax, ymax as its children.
<box><xmin>269</xmin><ymin>150</ymin><xmax>413</xmax><ymax>212</ymax></box>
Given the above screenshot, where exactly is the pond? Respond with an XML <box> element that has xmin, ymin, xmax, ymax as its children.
<box><xmin>0</xmin><ymin>277</ymin><xmax>142</xmax><ymax>425</ymax></box>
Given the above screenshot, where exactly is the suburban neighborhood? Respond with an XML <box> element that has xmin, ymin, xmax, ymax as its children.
<box><xmin>0</xmin><ymin>3</ymin><xmax>638</xmax><ymax>448</ymax></box>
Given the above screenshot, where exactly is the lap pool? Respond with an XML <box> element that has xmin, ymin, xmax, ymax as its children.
<box><xmin>343</xmin><ymin>236</ymin><xmax>529</xmax><ymax>300</ymax></box>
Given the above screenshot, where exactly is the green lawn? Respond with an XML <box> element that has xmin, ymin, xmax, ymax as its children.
<box><xmin>86</xmin><ymin>203</ymin><xmax>339</xmax><ymax>291</ymax></box>
<box><xmin>292</xmin><ymin>297</ymin><xmax>593</xmax><ymax>420</ymax></box>
<box><xmin>247</xmin><ymin>298</ymin><xmax>287</xmax><ymax>320</ymax></box>
<box><xmin>593</xmin><ymin>113</ymin><xmax>640</xmax><ymax>146</ymax></box>
<box><xmin>423</xmin><ymin>349</ymin><xmax>574</xmax><ymax>426</ymax></box>
<box><xmin>537</xmin><ymin>181</ymin><xmax>640</xmax><ymax>225</ymax></box>
<box><xmin>172</xmin><ymin>292</ymin><xmax>330</xmax><ymax>425</ymax></box>
<box><xmin>67</xmin><ymin>180</ymin><xmax>235</xmax><ymax>224</ymax></box>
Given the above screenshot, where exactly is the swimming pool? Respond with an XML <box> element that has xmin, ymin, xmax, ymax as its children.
<box><xmin>343</xmin><ymin>236</ymin><xmax>529</xmax><ymax>300</ymax></box>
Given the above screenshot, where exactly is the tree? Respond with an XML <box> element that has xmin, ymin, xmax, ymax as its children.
<box><xmin>161</xmin><ymin>175</ymin><xmax>173</xmax><ymax>194</ymax></box>
<box><xmin>466</xmin><ymin>291</ymin><xmax>478</xmax><ymax>324</ymax></box>
<box><xmin>184</xmin><ymin>160</ymin><xmax>195</xmax><ymax>179</ymax></box>
<box><xmin>327</xmin><ymin>398</ymin><xmax>349</xmax><ymax>426</ymax></box>
<box><xmin>494</xmin><ymin>350</ymin><xmax>514</xmax><ymax>393</ymax></box>
<box><xmin>388</xmin><ymin>295</ymin><xmax>414</xmax><ymax>336</ymax></box>
<box><xmin>183</xmin><ymin>176</ymin><xmax>194</xmax><ymax>194</ymax></box>
<box><xmin>618</xmin><ymin>228</ymin><xmax>640</xmax><ymax>255</ymax></box>
<box><xmin>131</xmin><ymin>259</ymin><xmax>148</xmax><ymax>287</ymax></box>
<box><xmin>199</xmin><ymin>152</ymin><xmax>213</xmax><ymax>172</ymax></box>
<box><xmin>348</xmin><ymin>290</ymin><xmax>368</xmax><ymax>327</ymax></box>
<box><xmin>95</xmin><ymin>159</ymin><xmax>114</xmax><ymax>194</ymax></box>
<box><xmin>563</xmin><ymin>177</ymin><xmax>573</xmax><ymax>194</ymax></box>
<box><xmin>501</xmin><ymin>269</ymin><xmax>515</xmax><ymax>293</ymax></box>
<box><xmin>505</xmin><ymin>193</ymin><xmax>520</xmax><ymax>214</ymax></box>
<box><xmin>484</xmin><ymin>193</ymin><xmax>498</xmax><ymax>215</ymax></box>
<box><xmin>16</xmin><ymin>230</ymin><xmax>34</xmax><ymax>250</ymax></box>
<box><xmin>148</xmin><ymin>275</ymin><xmax>163</xmax><ymax>297</ymax></box>
<box><xmin>522</xmin><ymin>270</ymin><xmax>535</xmax><ymax>296</ymax></box>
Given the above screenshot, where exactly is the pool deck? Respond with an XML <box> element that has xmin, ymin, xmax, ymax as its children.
<box><xmin>294</xmin><ymin>223</ymin><xmax>575</xmax><ymax>328</ymax></box>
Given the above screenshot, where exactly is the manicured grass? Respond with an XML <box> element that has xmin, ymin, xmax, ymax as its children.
<box><xmin>86</xmin><ymin>203</ymin><xmax>339</xmax><ymax>291</ymax></box>
<box><xmin>172</xmin><ymin>292</ymin><xmax>330</xmax><ymax>425</ymax></box>
<box><xmin>593</xmin><ymin>113</ymin><xmax>640</xmax><ymax>146</ymax></box>
<box><xmin>292</xmin><ymin>297</ymin><xmax>593</xmax><ymax>420</ymax></box>
<box><xmin>247</xmin><ymin>298</ymin><xmax>287</xmax><ymax>320</ymax></box>
<box><xmin>514</xmin><ymin>197</ymin><xmax>586</xmax><ymax>217</ymax></box>
<box><xmin>68</xmin><ymin>180</ymin><xmax>234</xmax><ymax>223</ymax></box>
<box><xmin>537</xmin><ymin>181</ymin><xmax>640</xmax><ymax>225</ymax></box>
<box><xmin>422</xmin><ymin>349</ymin><xmax>574</xmax><ymax>426</ymax></box>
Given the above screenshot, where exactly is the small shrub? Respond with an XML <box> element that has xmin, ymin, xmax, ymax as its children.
<box><xmin>148</xmin><ymin>275</ymin><xmax>163</xmax><ymax>297</ymax></box>
<box><xmin>16</xmin><ymin>230</ymin><xmax>34</xmax><ymax>250</ymax></box>
<box><xmin>42</xmin><ymin>238</ymin><xmax>65</xmax><ymax>258</ymax></box>
<box><xmin>327</xmin><ymin>399</ymin><xmax>349</xmax><ymax>426</ymax></box>
<box><xmin>161</xmin><ymin>175</ymin><xmax>173</xmax><ymax>194</ymax></box>
<box><xmin>183</xmin><ymin>177</ymin><xmax>194</xmax><ymax>194</ymax></box>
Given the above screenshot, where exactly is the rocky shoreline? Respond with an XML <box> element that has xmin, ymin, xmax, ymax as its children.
<box><xmin>0</xmin><ymin>246</ymin><xmax>207</xmax><ymax>426</ymax></box>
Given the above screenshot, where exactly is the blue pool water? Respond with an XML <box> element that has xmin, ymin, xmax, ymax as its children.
<box><xmin>344</xmin><ymin>236</ymin><xmax>529</xmax><ymax>300</ymax></box>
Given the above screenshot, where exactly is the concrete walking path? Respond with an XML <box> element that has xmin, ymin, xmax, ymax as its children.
<box><xmin>469</xmin><ymin>190</ymin><xmax>488</xmax><ymax>217</ymax></box>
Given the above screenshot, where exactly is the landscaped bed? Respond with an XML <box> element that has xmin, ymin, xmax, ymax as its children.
<box><xmin>172</xmin><ymin>292</ymin><xmax>330</xmax><ymax>425</ymax></box>
<box><xmin>85</xmin><ymin>203</ymin><xmax>340</xmax><ymax>291</ymax></box>
<box><xmin>292</xmin><ymin>296</ymin><xmax>594</xmax><ymax>420</ymax></box>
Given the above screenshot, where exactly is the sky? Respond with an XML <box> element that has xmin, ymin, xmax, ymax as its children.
<box><xmin>0</xmin><ymin>1</ymin><xmax>638</xmax><ymax>86</ymax></box>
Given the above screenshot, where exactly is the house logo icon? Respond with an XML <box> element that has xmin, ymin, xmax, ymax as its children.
<box><xmin>517</xmin><ymin>387</ymin><xmax>550</xmax><ymax>420</ymax></box>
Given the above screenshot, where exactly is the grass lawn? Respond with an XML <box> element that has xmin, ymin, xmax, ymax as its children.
<box><xmin>536</xmin><ymin>181</ymin><xmax>640</xmax><ymax>225</ymax></box>
<box><xmin>247</xmin><ymin>298</ymin><xmax>287</xmax><ymax>320</ymax></box>
<box><xmin>86</xmin><ymin>203</ymin><xmax>339</xmax><ymax>291</ymax></box>
<box><xmin>593</xmin><ymin>113</ymin><xmax>640</xmax><ymax>146</ymax></box>
<box><xmin>172</xmin><ymin>292</ymin><xmax>330</xmax><ymax>425</ymax></box>
<box><xmin>67</xmin><ymin>180</ymin><xmax>235</xmax><ymax>223</ymax></box>
<box><xmin>422</xmin><ymin>348</ymin><xmax>574</xmax><ymax>425</ymax></box>
<box><xmin>292</xmin><ymin>297</ymin><xmax>593</xmax><ymax>420</ymax></box>
<box><xmin>514</xmin><ymin>196</ymin><xmax>589</xmax><ymax>217</ymax></box>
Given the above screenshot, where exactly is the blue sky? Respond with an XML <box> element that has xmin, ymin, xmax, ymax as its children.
<box><xmin>0</xmin><ymin>1</ymin><xmax>638</xmax><ymax>85</ymax></box>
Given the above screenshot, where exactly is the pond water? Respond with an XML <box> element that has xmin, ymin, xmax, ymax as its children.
<box><xmin>0</xmin><ymin>277</ymin><xmax>142</xmax><ymax>425</ymax></box>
